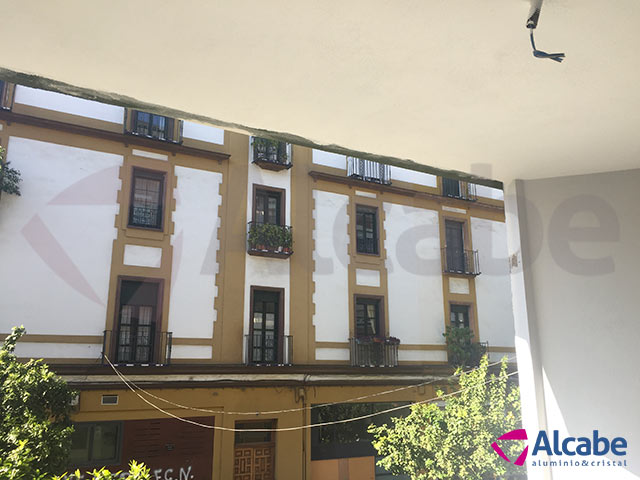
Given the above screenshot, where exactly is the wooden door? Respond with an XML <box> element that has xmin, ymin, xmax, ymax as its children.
<box><xmin>234</xmin><ymin>444</ymin><xmax>275</xmax><ymax>480</ymax></box>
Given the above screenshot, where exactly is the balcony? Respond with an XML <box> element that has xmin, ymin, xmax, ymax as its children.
<box><xmin>442</xmin><ymin>177</ymin><xmax>477</xmax><ymax>201</ymax></box>
<box><xmin>349</xmin><ymin>337</ymin><xmax>399</xmax><ymax>367</ymax></box>
<box><xmin>102</xmin><ymin>329</ymin><xmax>173</xmax><ymax>366</ymax></box>
<box><xmin>347</xmin><ymin>157</ymin><xmax>392</xmax><ymax>185</ymax></box>
<box><xmin>126</xmin><ymin>110</ymin><xmax>181</xmax><ymax>143</ymax></box>
<box><xmin>244</xmin><ymin>333</ymin><xmax>293</xmax><ymax>365</ymax></box>
<box><xmin>247</xmin><ymin>221</ymin><xmax>293</xmax><ymax>258</ymax></box>
<box><xmin>442</xmin><ymin>247</ymin><xmax>480</xmax><ymax>276</ymax></box>
<box><xmin>252</xmin><ymin>138</ymin><xmax>292</xmax><ymax>171</ymax></box>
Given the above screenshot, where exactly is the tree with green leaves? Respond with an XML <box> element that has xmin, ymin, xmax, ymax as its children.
<box><xmin>53</xmin><ymin>460</ymin><xmax>151</xmax><ymax>480</ymax></box>
<box><xmin>369</xmin><ymin>356</ymin><xmax>523</xmax><ymax>480</ymax></box>
<box><xmin>0</xmin><ymin>326</ymin><xmax>77</xmax><ymax>479</ymax></box>
<box><xmin>0</xmin><ymin>146</ymin><xmax>22</xmax><ymax>203</ymax></box>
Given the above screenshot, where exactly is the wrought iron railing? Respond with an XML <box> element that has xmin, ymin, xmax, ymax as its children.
<box><xmin>441</xmin><ymin>247</ymin><xmax>480</xmax><ymax>276</ymax></box>
<box><xmin>244</xmin><ymin>334</ymin><xmax>293</xmax><ymax>365</ymax></box>
<box><xmin>127</xmin><ymin>110</ymin><xmax>179</xmax><ymax>143</ymax></box>
<box><xmin>102</xmin><ymin>329</ymin><xmax>172</xmax><ymax>366</ymax></box>
<box><xmin>129</xmin><ymin>205</ymin><xmax>162</xmax><ymax>229</ymax></box>
<box><xmin>252</xmin><ymin>138</ymin><xmax>291</xmax><ymax>168</ymax></box>
<box><xmin>347</xmin><ymin>157</ymin><xmax>392</xmax><ymax>185</ymax></box>
<box><xmin>349</xmin><ymin>337</ymin><xmax>399</xmax><ymax>367</ymax></box>
<box><xmin>442</xmin><ymin>177</ymin><xmax>477</xmax><ymax>201</ymax></box>
<box><xmin>247</xmin><ymin>221</ymin><xmax>293</xmax><ymax>256</ymax></box>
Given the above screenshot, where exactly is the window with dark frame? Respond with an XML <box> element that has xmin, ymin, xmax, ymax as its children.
<box><xmin>355</xmin><ymin>297</ymin><xmax>382</xmax><ymax>338</ymax></box>
<box><xmin>254</xmin><ymin>188</ymin><xmax>282</xmax><ymax>225</ymax></box>
<box><xmin>450</xmin><ymin>304</ymin><xmax>470</xmax><ymax>328</ymax></box>
<box><xmin>69</xmin><ymin>422</ymin><xmax>121</xmax><ymax>466</ymax></box>
<box><xmin>131</xmin><ymin>110</ymin><xmax>174</xmax><ymax>141</ymax></box>
<box><xmin>116</xmin><ymin>280</ymin><xmax>159</xmax><ymax>364</ymax></box>
<box><xmin>355</xmin><ymin>205</ymin><xmax>378</xmax><ymax>255</ymax></box>
<box><xmin>129</xmin><ymin>169</ymin><xmax>164</xmax><ymax>229</ymax></box>
<box><xmin>250</xmin><ymin>289</ymin><xmax>281</xmax><ymax>364</ymax></box>
<box><xmin>445</xmin><ymin>219</ymin><xmax>466</xmax><ymax>272</ymax></box>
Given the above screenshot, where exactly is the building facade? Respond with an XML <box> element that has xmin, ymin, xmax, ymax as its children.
<box><xmin>0</xmin><ymin>82</ymin><xmax>515</xmax><ymax>480</ymax></box>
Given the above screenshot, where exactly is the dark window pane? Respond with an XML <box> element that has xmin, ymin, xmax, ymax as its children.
<box><xmin>91</xmin><ymin>423</ymin><xmax>119</xmax><ymax>462</ymax></box>
<box><xmin>129</xmin><ymin>170</ymin><xmax>164</xmax><ymax>229</ymax></box>
<box><xmin>69</xmin><ymin>424</ymin><xmax>91</xmax><ymax>464</ymax></box>
<box><xmin>356</xmin><ymin>207</ymin><xmax>378</xmax><ymax>254</ymax></box>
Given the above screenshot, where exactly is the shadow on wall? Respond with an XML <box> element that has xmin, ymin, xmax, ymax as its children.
<box><xmin>519</xmin><ymin>168</ymin><xmax>640</xmax><ymax>479</ymax></box>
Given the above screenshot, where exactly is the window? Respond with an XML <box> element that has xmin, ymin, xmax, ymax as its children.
<box><xmin>116</xmin><ymin>280</ymin><xmax>160</xmax><ymax>364</ymax></box>
<box><xmin>131</xmin><ymin>110</ymin><xmax>175</xmax><ymax>141</ymax></box>
<box><xmin>254</xmin><ymin>188</ymin><xmax>282</xmax><ymax>225</ymax></box>
<box><xmin>355</xmin><ymin>297</ymin><xmax>382</xmax><ymax>337</ymax></box>
<box><xmin>69</xmin><ymin>422</ymin><xmax>121</xmax><ymax>466</ymax></box>
<box><xmin>355</xmin><ymin>205</ymin><xmax>378</xmax><ymax>255</ymax></box>
<box><xmin>443</xmin><ymin>177</ymin><xmax>461</xmax><ymax>197</ymax></box>
<box><xmin>450</xmin><ymin>304</ymin><xmax>470</xmax><ymax>328</ymax></box>
<box><xmin>128</xmin><ymin>169</ymin><xmax>165</xmax><ymax>229</ymax></box>
<box><xmin>249</xmin><ymin>289</ymin><xmax>282</xmax><ymax>364</ymax></box>
<box><xmin>444</xmin><ymin>219</ymin><xmax>465</xmax><ymax>272</ymax></box>
<box><xmin>442</xmin><ymin>177</ymin><xmax>477</xmax><ymax>201</ymax></box>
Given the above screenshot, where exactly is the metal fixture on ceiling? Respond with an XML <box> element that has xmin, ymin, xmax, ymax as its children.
<box><xmin>527</xmin><ymin>0</ymin><xmax>565</xmax><ymax>63</ymax></box>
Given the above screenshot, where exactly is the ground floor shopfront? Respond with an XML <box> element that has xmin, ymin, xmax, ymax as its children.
<box><xmin>62</xmin><ymin>367</ymin><xmax>452</xmax><ymax>480</ymax></box>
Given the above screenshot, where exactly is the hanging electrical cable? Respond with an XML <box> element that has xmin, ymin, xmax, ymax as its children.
<box><xmin>527</xmin><ymin>0</ymin><xmax>565</xmax><ymax>63</ymax></box>
<box><xmin>103</xmin><ymin>354</ymin><xmax>516</xmax><ymax>417</ymax></box>
<box><xmin>104</xmin><ymin>354</ymin><xmax>519</xmax><ymax>433</ymax></box>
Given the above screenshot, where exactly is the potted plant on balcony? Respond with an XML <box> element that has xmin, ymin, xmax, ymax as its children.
<box><xmin>262</xmin><ymin>223</ymin><xmax>281</xmax><ymax>252</ymax></box>
<box><xmin>385</xmin><ymin>336</ymin><xmax>400</xmax><ymax>345</ymax></box>
<box><xmin>443</xmin><ymin>326</ymin><xmax>486</xmax><ymax>367</ymax></box>
<box><xmin>282</xmin><ymin>227</ymin><xmax>293</xmax><ymax>254</ymax></box>
<box><xmin>253</xmin><ymin>137</ymin><xmax>287</xmax><ymax>163</ymax></box>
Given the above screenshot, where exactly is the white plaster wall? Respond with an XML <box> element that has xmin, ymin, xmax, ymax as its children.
<box><xmin>123</xmin><ymin>245</ymin><xmax>162</xmax><ymax>268</ymax></box>
<box><xmin>312</xmin><ymin>190</ymin><xmax>350</xmax><ymax>342</ymax></box>
<box><xmin>243</xmin><ymin>139</ymin><xmax>292</xmax><ymax>353</ymax></box>
<box><xmin>315</xmin><ymin>348</ymin><xmax>350</xmax><ymax>361</ymax></box>
<box><xmin>471</xmin><ymin>217</ymin><xmax>515</xmax><ymax>348</ymax></box>
<box><xmin>0</xmin><ymin>137</ymin><xmax>122</xmax><ymax>339</ymax></box>
<box><xmin>14</xmin><ymin>85</ymin><xmax>125</xmax><ymax>124</ymax></box>
<box><xmin>476</xmin><ymin>184</ymin><xmax>504</xmax><ymax>200</ymax></box>
<box><xmin>383</xmin><ymin>203</ymin><xmax>445</xmax><ymax>345</ymax></box>
<box><xmin>14</xmin><ymin>343</ymin><xmax>102</xmax><ymax>359</ymax></box>
<box><xmin>182</xmin><ymin>120</ymin><xmax>225</xmax><ymax>145</ymax></box>
<box><xmin>171</xmin><ymin>345</ymin><xmax>213</xmax><ymax>360</ymax></box>
<box><xmin>0</xmin><ymin>137</ymin><xmax>122</xmax><ymax>335</ymax></box>
<box><xmin>398</xmin><ymin>349</ymin><xmax>447</xmax><ymax>362</ymax></box>
<box><xmin>311</xmin><ymin>149</ymin><xmax>347</xmax><ymax>170</ymax></box>
<box><xmin>355</xmin><ymin>268</ymin><xmax>380</xmax><ymax>287</ymax></box>
<box><xmin>390</xmin><ymin>166</ymin><xmax>437</xmax><ymax>188</ymax></box>
<box><xmin>168</xmin><ymin>167</ymin><xmax>222</xmax><ymax>344</ymax></box>
<box><xmin>511</xmin><ymin>169</ymin><xmax>640</xmax><ymax>479</ymax></box>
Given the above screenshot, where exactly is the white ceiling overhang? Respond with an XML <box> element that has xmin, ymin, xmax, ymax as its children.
<box><xmin>1</xmin><ymin>0</ymin><xmax>639</xmax><ymax>186</ymax></box>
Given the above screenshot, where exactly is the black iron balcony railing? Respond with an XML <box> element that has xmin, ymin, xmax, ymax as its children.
<box><xmin>247</xmin><ymin>221</ymin><xmax>293</xmax><ymax>258</ymax></box>
<box><xmin>0</xmin><ymin>80</ymin><xmax>11</xmax><ymax>110</ymax></box>
<box><xmin>442</xmin><ymin>247</ymin><xmax>480</xmax><ymax>276</ymax></box>
<box><xmin>347</xmin><ymin>157</ymin><xmax>392</xmax><ymax>185</ymax></box>
<box><xmin>102</xmin><ymin>329</ymin><xmax>173</xmax><ymax>366</ymax></box>
<box><xmin>442</xmin><ymin>177</ymin><xmax>477</xmax><ymax>201</ymax></box>
<box><xmin>127</xmin><ymin>111</ymin><xmax>180</xmax><ymax>143</ymax></box>
<box><xmin>252</xmin><ymin>138</ymin><xmax>292</xmax><ymax>170</ymax></box>
<box><xmin>349</xmin><ymin>337</ymin><xmax>399</xmax><ymax>367</ymax></box>
<box><xmin>244</xmin><ymin>333</ymin><xmax>293</xmax><ymax>365</ymax></box>
<box><xmin>129</xmin><ymin>205</ymin><xmax>162</xmax><ymax>229</ymax></box>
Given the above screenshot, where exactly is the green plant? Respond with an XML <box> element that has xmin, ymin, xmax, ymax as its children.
<box><xmin>53</xmin><ymin>460</ymin><xmax>151</xmax><ymax>480</ymax></box>
<box><xmin>282</xmin><ymin>227</ymin><xmax>293</xmax><ymax>249</ymax></box>
<box><xmin>0</xmin><ymin>146</ymin><xmax>22</xmax><ymax>202</ymax></box>
<box><xmin>253</xmin><ymin>137</ymin><xmax>287</xmax><ymax>162</ymax></box>
<box><xmin>0</xmin><ymin>326</ymin><xmax>77</xmax><ymax>479</ymax></box>
<box><xmin>443</xmin><ymin>325</ymin><xmax>486</xmax><ymax>367</ymax></box>
<box><xmin>370</xmin><ymin>356</ymin><xmax>521</xmax><ymax>480</ymax></box>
